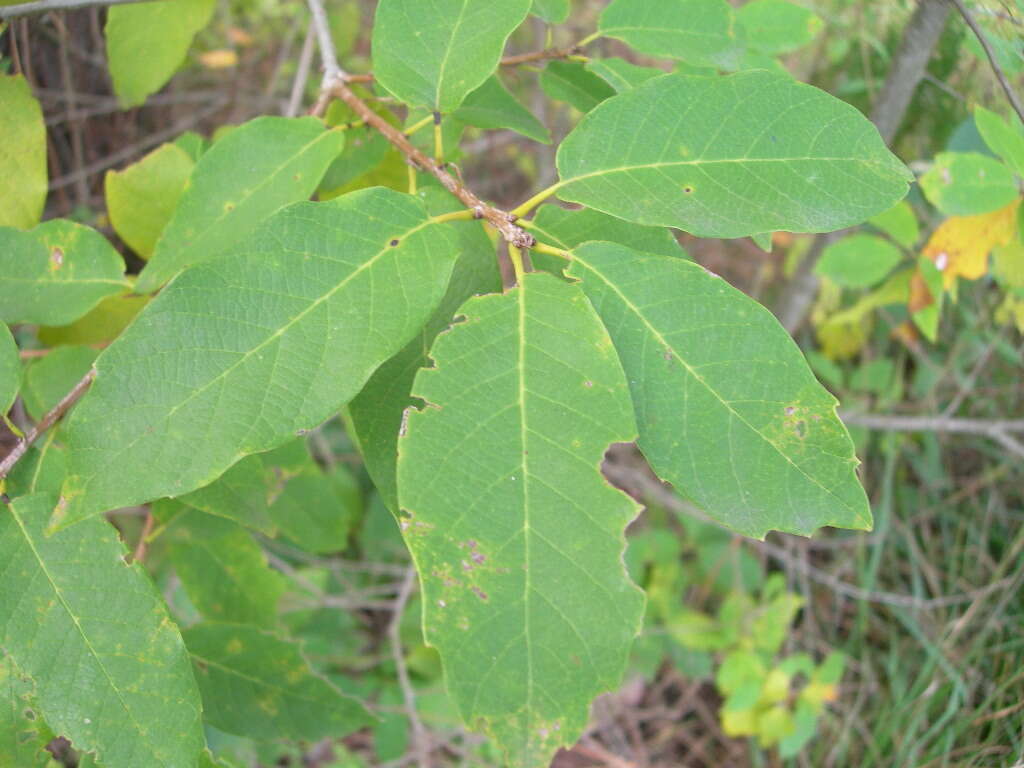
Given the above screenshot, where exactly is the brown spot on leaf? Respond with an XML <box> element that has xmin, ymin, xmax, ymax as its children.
<box><xmin>50</xmin><ymin>247</ymin><xmax>64</xmax><ymax>269</ymax></box>
<box><xmin>471</xmin><ymin>586</ymin><xmax>488</xmax><ymax>601</ymax></box>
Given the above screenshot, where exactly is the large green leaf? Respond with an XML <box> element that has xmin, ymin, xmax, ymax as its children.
<box><xmin>105</xmin><ymin>142</ymin><xmax>195</xmax><ymax>259</ymax></box>
<box><xmin>531</xmin><ymin>0</ymin><xmax>569</xmax><ymax>23</ymax></box>
<box><xmin>0</xmin><ymin>325</ymin><xmax>17</xmax><ymax>415</ymax></box>
<box><xmin>57</xmin><ymin>188</ymin><xmax>462</xmax><ymax>527</ymax></box>
<box><xmin>347</xmin><ymin>188</ymin><xmax>500</xmax><ymax>512</ymax></box>
<box><xmin>454</xmin><ymin>75</ymin><xmax>551</xmax><ymax>144</ymax></box>
<box><xmin>136</xmin><ymin>117</ymin><xmax>346</xmax><ymax>293</ymax></box>
<box><xmin>105</xmin><ymin>0</ymin><xmax>215</xmax><ymax>107</ymax></box>
<box><xmin>372</xmin><ymin>0</ymin><xmax>532</xmax><ymax>112</ymax></box>
<box><xmin>598</xmin><ymin>0</ymin><xmax>744</xmax><ymax>70</ymax></box>
<box><xmin>539</xmin><ymin>60</ymin><xmax>615</xmax><ymax>113</ymax></box>
<box><xmin>157</xmin><ymin>501</ymin><xmax>286</xmax><ymax>627</ymax></box>
<box><xmin>397</xmin><ymin>272</ymin><xmax>645</xmax><ymax>766</ymax></box>
<box><xmin>184</xmin><ymin>622</ymin><xmax>373</xmax><ymax>741</ymax></box>
<box><xmin>566</xmin><ymin>242</ymin><xmax>871</xmax><ymax>538</ymax></box>
<box><xmin>585</xmin><ymin>57</ymin><xmax>665</xmax><ymax>93</ymax></box>
<box><xmin>0</xmin><ymin>494</ymin><xmax>204</xmax><ymax>767</ymax></box>
<box><xmin>0</xmin><ymin>75</ymin><xmax>46</xmax><ymax>230</ymax></box>
<box><xmin>975</xmin><ymin>106</ymin><xmax>1024</xmax><ymax>178</ymax></box>
<box><xmin>555</xmin><ymin>71</ymin><xmax>913</xmax><ymax>239</ymax></box>
<box><xmin>527</xmin><ymin>203</ymin><xmax>685</xmax><ymax>275</ymax></box>
<box><xmin>920</xmin><ymin>151</ymin><xmax>1019</xmax><ymax>216</ymax></box>
<box><xmin>0</xmin><ymin>221</ymin><xmax>130</xmax><ymax>326</ymax></box>
<box><xmin>1</xmin><ymin>655</ymin><xmax>54</xmax><ymax>768</ymax></box>
<box><xmin>736</xmin><ymin>0</ymin><xmax>822</xmax><ymax>55</ymax></box>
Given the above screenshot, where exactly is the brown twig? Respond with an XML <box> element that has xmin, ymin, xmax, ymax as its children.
<box><xmin>950</xmin><ymin>0</ymin><xmax>1024</xmax><ymax>125</ymax></box>
<box><xmin>389</xmin><ymin>567</ymin><xmax>430</xmax><ymax>768</ymax></box>
<box><xmin>0</xmin><ymin>369</ymin><xmax>95</xmax><ymax>479</ymax></box>
<box><xmin>131</xmin><ymin>510</ymin><xmax>156</xmax><ymax>563</ymax></box>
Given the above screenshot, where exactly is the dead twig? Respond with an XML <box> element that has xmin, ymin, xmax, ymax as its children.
<box><xmin>390</xmin><ymin>567</ymin><xmax>430</xmax><ymax>768</ymax></box>
<box><xmin>950</xmin><ymin>0</ymin><xmax>1024</xmax><ymax>125</ymax></box>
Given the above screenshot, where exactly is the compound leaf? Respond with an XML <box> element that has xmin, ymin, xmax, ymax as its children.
<box><xmin>556</xmin><ymin>71</ymin><xmax>913</xmax><ymax>239</ymax></box>
<box><xmin>0</xmin><ymin>75</ymin><xmax>46</xmax><ymax>230</ymax></box>
<box><xmin>567</xmin><ymin>242</ymin><xmax>871</xmax><ymax>538</ymax></box>
<box><xmin>0</xmin><ymin>221</ymin><xmax>130</xmax><ymax>326</ymax></box>
<box><xmin>137</xmin><ymin>117</ymin><xmax>346</xmax><ymax>293</ymax></box>
<box><xmin>372</xmin><ymin>0</ymin><xmax>532</xmax><ymax>112</ymax></box>
<box><xmin>397</xmin><ymin>272</ymin><xmax>644</xmax><ymax>766</ymax></box>
<box><xmin>106</xmin><ymin>0</ymin><xmax>215</xmax><ymax>107</ymax></box>
<box><xmin>57</xmin><ymin>188</ymin><xmax>461</xmax><ymax>527</ymax></box>
<box><xmin>0</xmin><ymin>494</ymin><xmax>204</xmax><ymax>767</ymax></box>
<box><xmin>598</xmin><ymin>0</ymin><xmax>744</xmax><ymax>70</ymax></box>
<box><xmin>184</xmin><ymin>622</ymin><xmax>373</xmax><ymax>742</ymax></box>
<box><xmin>105</xmin><ymin>142</ymin><xmax>195</xmax><ymax>259</ymax></box>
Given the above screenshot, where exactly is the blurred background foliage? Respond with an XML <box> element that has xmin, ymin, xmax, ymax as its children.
<box><xmin>2</xmin><ymin>0</ymin><xmax>1023</xmax><ymax>766</ymax></box>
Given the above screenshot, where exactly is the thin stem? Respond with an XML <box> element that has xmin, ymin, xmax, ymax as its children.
<box><xmin>575</xmin><ymin>30</ymin><xmax>603</xmax><ymax>48</ymax></box>
<box><xmin>403</xmin><ymin>114</ymin><xmax>434</xmax><ymax>137</ymax></box>
<box><xmin>407</xmin><ymin>164</ymin><xmax>418</xmax><ymax>195</ymax></box>
<box><xmin>285</xmin><ymin>21</ymin><xmax>316</xmax><ymax>118</ymax></box>
<box><xmin>389</xmin><ymin>568</ymin><xmax>430</xmax><ymax>768</ymax></box>
<box><xmin>433</xmin><ymin>112</ymin><xmax>444</xmax><ymax>165</ymax></box>
<box><xmin>0</xmin><ymin>369</ymin><xmax>95</xmax><ymax>480</ymax></box>
<box><xmin>509</xmin><ymin>246</ymin><xmax>526</xmax><ymax>284</ymax></box>
<box><xmin>430</xmin><ymin>209</ymin><xmax>477</xmax><ymax>225</ymax></box>
<box><xmin>950</xmin><ymin>0</ymin><xmax>1024</xmax><ymax>125</ymax></box>
<box><xmin>511</xmin><ymin>181</ymin><xmax>565</xmax><ymax>219</ymax></box>
<box><xmin>305</xmin><ymin>0</ymin><xmax>348</xmax><ymax>89</ymax></box>
<box><xmin>530</xmin><ymin>241</ymin><xmax>571</xmax><ymax>261</ymax></box>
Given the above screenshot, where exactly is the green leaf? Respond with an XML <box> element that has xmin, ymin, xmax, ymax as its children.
<box><xmin>321</xmin><ymin>96</ymin><xmax>396</xmax><ymax>195</ymax></box>
<box><xmin>157</xmin><ymin>501</ymin><xmax>287</xmax><ymax>627</ymax></box>
<box><xmin>177</xmin><ymin>453</ymin><xmax>276</xmax><ymax>535</ymax></box>
<box><xmin>38</xmin><ymin>293</ymin><xmax>149</xmax><ymax>348</ymax></box>
<box><xmin>1</xmin><ymin>655</ymin><xmax>55</xmax><ymax>768</ymax></box>
<box><xmin>184</xmin><ymin>622</ymin><xmax>373</xmax><ymax>741</ymax></box>
<box><xmin>566</xmin><ymin>242</ymin><xmax>871</xmax><ymax>538</ymax></box>
<box><xmin>173</xmin><ymin>130</ymin><xmax>209</xmax><ymax>162</ymax></box>
<box><xmin>598</xmin><ymin>0</ymin><xmax>744</xmax><ymax>70</ymax></box>
<box><xmin>4</xmin><ymin>433</ymin><xmax>67</xmax><ymax>497</ymax></box>
<box><xmin>920</xmin><ymin>152</ymin><xmax>1020</xmax><ymax>216</ymax></box>
<box><xmin>269</xmin><ymin>462</ymin><xmax>361</xmax><ymax>554</ymax></box>
<box><xmin>454</xmin><ymin>75</ymin><xmax>551</xmax><ymax>144</ymax></box>
<box><xmin>815</xmin><ymin>234</ymin><xmax>903</xmax><ymax>289</ymax></box>
<box><xmin>531</xmin><ymin>0</ymin><xmax>569</xmax><ymax>22</ymax></box>
<box><xmin>372</xmin><ymin>0</ymin><xmax>532</xmax><ymax>112</ymax></box>
<box><xmin>869</xmin><ymin>200</ymin><xmax>919</xmax><ymax>248</ymax></box>
<box><xmin>539</xmin><ymin>60</ymin><xmax>615</xmax><ymax>113</ymax></box>
<box><xmin>347</xmin><ymin>188</ymin><xmax>500</xmax><ymax>512</ymax></box>
<box><xmin>105</xmin><ymin>142</ymin><xmax>195</xmax><ymax>259</ymax></box>
<box><xmin>20</xmin><ymin>346</ymin><xmax>97</xmax><ymax>421</ymax></box>
<box><xmin>105</xmin><ymin>0</ymin><xmax>215</xmax><ymax>107</ymax></box>
<box><xmin>0</xmin><ymin>221</ymin><xmax>130</xmax><ymax>326</ymax></box>
<box><xmin>555</xmin><ymin>71</ymin><xmax>913</xmax><ymax>239</ymax></box>
<box><xmin>736</xmin><ymin>0</ymin><xmax>822</xmax><ymax>55</ymax></box>
<box><xmin>57</xmin><ymin>188</ymin><xmax>462</xmax><ymax>527</ymax></box>
<box><xmin>585</xmin><ymin>57</ymin><xmax>665</xmax><ymax>92</ymax></box>
<box><xmin>0</xmin><ymin>325</ymin><xmax>17</xmax><ymax>415</ymax></box>
<box><xmin>137</xmin><ymin>117</ymin><xmax>346</xmax><ymax>293</ymax></box>
<box><xmin>0</xmin><ymin>494</ymin><xmax>204</xmax><ymax>767</ymax></box>
<box><xmin>528</xmin><ymin>203</ymin><xmax>685</xmax><ymax>274</ymax></box>
<box><xmin>397</xmin><ymin>272</ymin><xmax>645</xmax><ymax>766</ymax></box>
<box><xmin>0</xmin><ymin>75</ymin><xmax>46</xmax><ymax>230</ymax></box>
<box><xmin>975</xmin><ymin>106</ymin><xmax>1024</xmax><ymax>177</ymax></box>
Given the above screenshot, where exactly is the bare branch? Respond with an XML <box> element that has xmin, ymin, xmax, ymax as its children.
<box><xmin>304</xmin><ymin>0</ymin><xmax>347</xmax><ymax>89</ymax></box>
<box><xmin>839</xmin><ymin>412</ymin><xmax>1024</xmax><ymax>435</ymax></box>
<box><xmin>0</xmin><ymin>369</ymin><xmax>94</xmax><ymax>479</ymax></box>
<box><xmin>950</xmin><ymin>0</ymin><xmax>1024</xmax><ymax>125</ymax></box>
<box><xmin>389</xmin><ymin>568</ymin><xmax>430</xmax><ymax>768</ymax></box>
<box><xmin>0</xmin><ymin>0</ymin><xmax>151</xmax><ymax>20</ymax></box>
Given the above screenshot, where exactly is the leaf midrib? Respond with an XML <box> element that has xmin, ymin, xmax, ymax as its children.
<box><xmin>571</xmin><ymin>253</ymin><xmax>863</xmax><ymax>523</ymax></box>
<box><xmin>9</xmin><ymin>510</ymin><xmax>172</xmax><ymax>766</ymax></box>
<box><xmin>66</xmin><ymin>209</ymin><xmax>445</xmax><ymax>512</ymax></box>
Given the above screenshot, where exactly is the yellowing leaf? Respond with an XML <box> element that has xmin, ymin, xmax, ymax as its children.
<box><xmin>722</xmin><ymin>708</ymin><xmax>759</xmax><ymax>737</ymax></box>
<box><xmin>923</xmin><ymin>199</ymin><xmax>1020</xmax><ymax>289</ymax></box>
<box><xmin>199</xmin><ymin>49</ymin><xmax>238</xmax><ymax>69</ymax></box>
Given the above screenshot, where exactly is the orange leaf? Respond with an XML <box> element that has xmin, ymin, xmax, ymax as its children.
<box><xmin>199</xmin><ymin>49</ymin><xmax>238</xmax><ymax>70</ymax></box>
<box><xmin>922</xmin><ymin>199</ymin><xmax>1020</xmax><ymax>289</ymax></box>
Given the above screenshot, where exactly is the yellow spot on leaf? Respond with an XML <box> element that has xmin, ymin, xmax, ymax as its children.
<box><xmin>922</xmin><ymin>199</ymin><xmax>1020</xmax><ymax>289</ymax></box>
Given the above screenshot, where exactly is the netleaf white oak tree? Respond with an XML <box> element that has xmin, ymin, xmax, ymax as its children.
<box><xmin>0</xmin><ymin>0</ymin><xmax>913</xmax><ymax>766</ymax></box>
